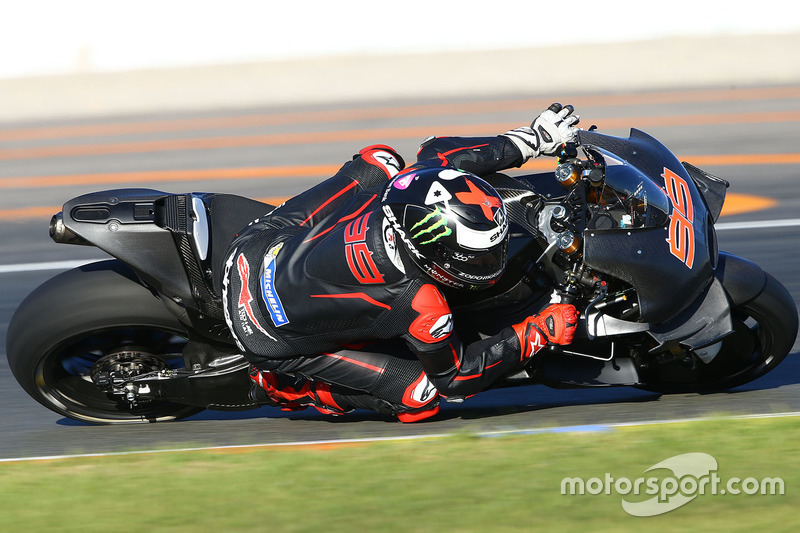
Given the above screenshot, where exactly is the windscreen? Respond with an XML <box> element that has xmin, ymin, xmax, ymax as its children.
<box><xmin>592</xmin><ymin>149</ymin><xmax>671</xmax><ymax>229</ymax></box>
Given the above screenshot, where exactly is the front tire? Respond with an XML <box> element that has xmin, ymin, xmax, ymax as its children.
<box><xmin>639</xmin><ymin>271</ymin><xmax>798</xmax><ymax>393</ymax></box>
<box><xmin>6</xmin><ymin>260</ymin><xmax>204</xmax><ymax>423</ymax></box>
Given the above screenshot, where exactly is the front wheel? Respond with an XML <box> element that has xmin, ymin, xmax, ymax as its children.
<box><xmin>6</xmin><ymin>260</ymin><xmax>204</xmax><ymax>423</ymax></box>
<box><xmin>638</xmin><ymin>271</ymin><xmax>798</xmax><ymax>393</ymax></box>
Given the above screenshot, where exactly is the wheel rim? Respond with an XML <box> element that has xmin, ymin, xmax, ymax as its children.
<box><xmin>701</xmin><ymin>313</ymin><xmax>767</xmax><ymax>383</ymax></box>
<box><xmin>34</xmin><ymin>326</ymin><xmax>198</xmax><ymax>423</ymax></box>
<box><xmin>646</xmin><ymin>305</ymin><xmax>776</xmax><ymax>390</ymax></box>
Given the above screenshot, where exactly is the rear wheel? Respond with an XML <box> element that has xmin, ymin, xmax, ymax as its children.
<box><xmin>6</xmin><ymin>261</ymin><xmax>204</xmax><ymax>423</ymax></box>
<box><xmin>639</xmin><ymin>272</ymin><xmax>798</xmax><ymax>393</ymax></box>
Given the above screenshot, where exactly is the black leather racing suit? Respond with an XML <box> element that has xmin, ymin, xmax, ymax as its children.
<box><xmin>222</xmin><ymin>135</ymin><xmax>534</xmax><ymax>419</ymax></box>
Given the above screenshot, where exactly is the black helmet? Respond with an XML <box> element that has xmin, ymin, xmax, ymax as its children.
<box><xmin>381</xmin><ymin>167</ymin><xmax>509</xmax><ymax>289</ymax></box>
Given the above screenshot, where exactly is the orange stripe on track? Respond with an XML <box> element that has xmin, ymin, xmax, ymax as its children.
<box><xmin>0</xmin><ymin>165</ymin><xmax>341</xmax><ymax>189</ymax></box>
<box><xmin>0</xmin><ymin>153</ymin><xmax>796</xmax><ymax>191</ymax></box>
<box><xmin>0</xmin><ymin>124</ymin><xmax>500</xmax><ymax>160</ymax></box>
<box><xmin>0</xmin><ymin>205</ymin><xmax>63</xmax><ymax>221</ymax></box>
<box><xmin>593</xmin><ymin>111</ymin><xmax>800</xmax><ymax>129</ymax></box>
<box><xmin>0</xmin><ymin>192</ymin><xmax>775</xmax><ymax>222</ymax></box>
<box><xmin>719</xmin><ymin>193</ymin><xmax>778</xmax><ymax>216</ymax></box>
<box><xmin>3</xmin><ymin>111</ymin><xmax>800</xmax><ymax>161</ymax></box>
<box><xmin>682</xmin><ymin>153</ymin><xmax>800</xmax><ymax>166</ymax></box>
<box><xmin>0</xmin><ymin>160</ymin><xmax>556</xmax><ymax>190</ymax></box>
<box><xmin>2</xmin><ymin>85</ymin><xmax>799</xmax><ymax>142</ymax></box>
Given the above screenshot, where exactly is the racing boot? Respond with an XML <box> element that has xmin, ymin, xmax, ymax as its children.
<box><xmin>249</xmin><ymin>365</ymin><xmax>439</xmax><ymax>422</ymax></box>
<box><xmin>249</xmin><ymin>366</ymin><xmax>350</xmax><ymax>415</ymax></box>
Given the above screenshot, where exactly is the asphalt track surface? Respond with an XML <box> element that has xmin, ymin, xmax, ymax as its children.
<box><xmin>1</xmin><ymin>85</ymin><xmax>799</xmax><ymax>460</ymax></box>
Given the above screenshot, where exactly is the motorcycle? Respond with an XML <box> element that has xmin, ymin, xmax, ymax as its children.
<box><xmin>6</xmin><ymin>127</ymin><xmax>798</xmax><ymax>423</ymax></box>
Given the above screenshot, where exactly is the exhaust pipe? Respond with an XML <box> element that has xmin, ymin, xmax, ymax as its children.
<box><xmin>49</xmin><ymin>212</ymin><xmax>90</xmax><ymax>246</ymax></box>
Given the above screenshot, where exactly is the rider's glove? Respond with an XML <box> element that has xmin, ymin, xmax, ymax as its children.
<box><xmin>503</xmin><ymin>103</ymin><xmax>580</xmax><ymax>160</ymax></box>
<box><xmin>511</xmin><ymin>303</ymin><xmax>578</xmax><ymax>359</ymax></box>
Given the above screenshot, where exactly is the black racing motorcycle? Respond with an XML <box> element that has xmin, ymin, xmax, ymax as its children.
<box><xmin>6</xmin><ymin>127</ymin><xmax>798</xmax><ymax>423</ymax></box>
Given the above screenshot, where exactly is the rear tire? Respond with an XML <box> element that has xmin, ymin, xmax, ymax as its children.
<box><xmin>6</xmin><ymin>260</ymin><xmax>204</xmax><ymax>423</ymax></box>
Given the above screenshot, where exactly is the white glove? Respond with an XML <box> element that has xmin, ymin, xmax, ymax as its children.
<box><xmin>503</xmin><ymin>103</ymin><xmax>580</xmax><ymax>160</ymax></box>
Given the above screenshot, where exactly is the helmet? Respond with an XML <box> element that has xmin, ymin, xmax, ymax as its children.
<box><xmin>381</xmin><ymin>167</ymin><xmax>509</xmax><ymax>289</ymax></box>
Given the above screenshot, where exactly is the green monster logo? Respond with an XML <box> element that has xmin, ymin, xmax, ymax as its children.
<box><xmin>410</xmin><ymin>206</ymin><xmax>452</xmax><ymax>245</ymax></box>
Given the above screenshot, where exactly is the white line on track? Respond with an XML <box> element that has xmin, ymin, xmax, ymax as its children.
<box><xmin>1</xmin><ymin>411</ymin><xmax>799</xmax><ymax>464</ymax></box>
<box><xmin>0</xmin><ymin>259</ymin><xmax>100</xmax><ymax>274</ymax></box>
<box><xmin>715</xmin><ymin>218</ymin><xmax>800</xmax><ymax>231</ymax></box>
<box><xmin>1</xmin><ymin>218</ymin><xmax>797</xmax><ymax>275</ymax></box>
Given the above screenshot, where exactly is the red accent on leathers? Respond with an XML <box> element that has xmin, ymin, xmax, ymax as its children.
<box><xmin>401</xmin><ymin>372</ymin><xmax>439</xmax><ymax>409</ymax></box>
<box><xmin>409</xmin><ymin>284</ymin><xmax>453</xmax><ymax>344</ymax></box>
<box><xmin>310</xmin><ymin>292</ymin><xmax>392</xmax><ymax>310</ymax></box>
<box><xmin>435</xmin><ymin>143</ymin><xmax>490</xmax><ymax>166</ymax></box>
<box><xmin>314</xmin><ymin>383</ymin><xmax>339</xmax><ymax>412</ymax></box>
<box><xmin>344</xmin><ymin>211</ymin><xmax>371</xmax><ymax>242</ymax></box>
<box><xmin>344</xmin><ymin>212</ymin><xmax>385</xmax><ymax>284</ymax></box>
<box><xmin>302</xmin><ymin>194</ymin><xmax>377</xmax><ymax>244</ymax></box>
<box><xmin>512</xmin><ymin>304</ymin><xmax>578</xmax><ymax>359</ymax></box>
<box><xmin>397</xmin><ymin>405</ymin><xmax>439</xmax><ymax>423</ymax></box>
<box><xmin>322</xmin><ymin>352</ymin><xmax>386</xmax><ymax>374</ymax></box>
<box><xmin>397</xmin><ymin>369</ymin><xmax>440</xmax><ymax>422</ymax></box>
<box><xmin>299</xmin><ymin>180</ymin><xmax>359</xmax><ymax>226</ymax></box>
<box><xmin>236</xmin><ymin>254</ymin><xmax>270</xmax><ymax>337</ymax></box>
<box><xmin>358</xmin><ymin>145</ymin><xmax>403</xmax><ymax>179</ymax></box>
<box><xmin>359</xmin><ymin>144</ymin><xmax>399</xmax><ymax>156</ymax></box>
<box><xmin>236</xmin><ymin>254</ymin><xmax>253</xmax><ymax>308</ymax></box>
<box><xmin>448</xmin><ymin>342</ymin><xmax>461</xmax><ymax>371</ymax></box>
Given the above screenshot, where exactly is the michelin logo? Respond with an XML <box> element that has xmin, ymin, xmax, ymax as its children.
<box><xmin>260</xmin><ymin>243</ymin><xmax>289</xmax><ymax>327</ymax></box>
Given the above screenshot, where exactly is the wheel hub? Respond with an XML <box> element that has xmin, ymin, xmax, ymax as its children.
<box><xmin>90</xmin><ymin>349</ymin><xmax>170</xmax><ymax>405</ymax></box>
<box><xmin>91</xmin><ymin>349</ymin><xmax>169</xmax><ymax>381</ymax></box>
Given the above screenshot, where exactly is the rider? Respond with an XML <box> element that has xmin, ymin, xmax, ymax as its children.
<box><xmin>222</xmin><ymin>104</ymin><xmax>580</xmax><ymax>422</ymax></box>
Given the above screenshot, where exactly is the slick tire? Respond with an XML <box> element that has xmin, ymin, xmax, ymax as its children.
<box><xmin>6</xmin><ymin>260</ymin><xmax>203</xmax><ymax>424</ymax></box>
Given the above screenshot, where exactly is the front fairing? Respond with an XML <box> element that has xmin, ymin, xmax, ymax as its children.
<box><xmin>578</xmin><ymin>129</ymin><xmax>715</xmax><ymax>323</ymax></box>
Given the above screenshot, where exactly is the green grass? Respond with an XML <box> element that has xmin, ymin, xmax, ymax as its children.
<box><xmin>1</xmin><ymin>417</ymin><xmax>797</xmax><ymax>532</ymax></box>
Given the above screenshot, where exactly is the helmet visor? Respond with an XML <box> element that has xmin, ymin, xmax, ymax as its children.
<box><xmin>435</xmin><ymin>237</ymin><xmax>508</xmax><ymax>286</ymax></box>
